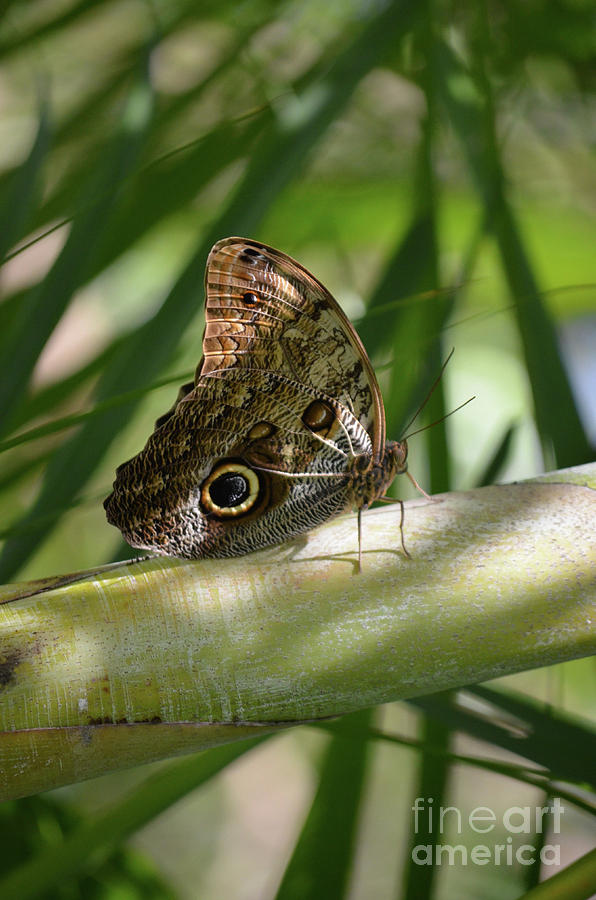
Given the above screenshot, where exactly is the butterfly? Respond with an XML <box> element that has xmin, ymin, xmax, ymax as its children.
<box><xmin>104</xmin><ymin>237</ymin><xmax>413</xmax><ymax>567</ymax></box>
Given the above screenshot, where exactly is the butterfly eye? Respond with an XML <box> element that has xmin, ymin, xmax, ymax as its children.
<box><xmin>201</xmin><ymin>461</ymin><xmax>261</xmax><ymax>518</ymax></box>
<box><xmin>302</xmin><ymin>400</ymin><xmax>336</xmax><ymax>433</ymax></box>
<box><xmin>243</xmin><ymin>291</ymin><xmax>259</xmax><ymax>306</ymax></box>
<box><xmin>394</xmin><ymin>439</ymin><xmax>408</xmax><ymax>473</ymax></box>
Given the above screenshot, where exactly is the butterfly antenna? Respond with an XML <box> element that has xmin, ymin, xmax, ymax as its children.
<box><xmin>402</xmin><ymin>395</ymin><xmax>475</xmax><ymax>442</ymax></box>
<box><xmin>401</xmin><ymin>348</ymin><xmax>456</xmax><ymax>437</ymax></box>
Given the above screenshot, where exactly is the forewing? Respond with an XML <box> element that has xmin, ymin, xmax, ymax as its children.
<box><xmin>202</xmin><ymin>237</ymin><xmax>385</xmax><ymax>458</ymax></box>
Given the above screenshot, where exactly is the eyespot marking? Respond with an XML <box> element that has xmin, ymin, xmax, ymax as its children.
<box><xmin>243</xmin><ymin>291</ymin><xmax>259</xmax><ymax>306</ymax></box>
<box><xmin>302</xmin><ymin>400</ymin><xmax>336</xmax><ymax>433</ymax></box>
<box><xmin>248</xmin><ymin>421</ymin><xmax>276</xmax><ymax>440</ymax></box>
<box><xmin>201</xmin><ymin>462</ymin><xmax>260</xmax><ymax>518</ymax></box>
<box><xmin>240</xmin><ymin>247</ymin><xmax>264</xmax><ymax>264</ymax></box>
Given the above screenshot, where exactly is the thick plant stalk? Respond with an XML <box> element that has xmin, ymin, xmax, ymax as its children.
<box><xmin>1</xmin><ymin>464</ymin><xmax>594</xmax><ymax>801</ymax></box>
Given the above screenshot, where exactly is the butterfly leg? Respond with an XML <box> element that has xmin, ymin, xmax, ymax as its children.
<box><xmin>398</xmin><ymin>498</ymin><xmax>411</xmax><ymax>559</ymax></box>
<box><xmin>378</xmin><ymin>495</ymin><xmax>411</xmax><ymax>558</ymax></box>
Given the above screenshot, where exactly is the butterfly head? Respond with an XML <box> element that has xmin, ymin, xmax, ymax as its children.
<box><xmin>350</xmin><ymin>439</ymin><xmax>408</xmax><ymax>509</ymax></box>
<box><xmin>386</xmin><ymin>439</ymin><xmax>408</xmax><ymax>477</ymax></box>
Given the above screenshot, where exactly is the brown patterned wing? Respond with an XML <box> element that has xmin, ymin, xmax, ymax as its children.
<box><xmin>104</xmin><ymin>368</ymin><xmax>372</xmax><ymax>558</ymax></box>
<box><xmin>104</xmin><ymin>237</ymin><xmax>383</xmax><ymax>559</ymax></box>
<box><xmin>202</xmin><ymin>237</ymin><xmax>385</xmax><ymax>459</ymax></box>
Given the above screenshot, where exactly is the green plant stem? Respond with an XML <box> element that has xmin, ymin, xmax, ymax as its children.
<box><xmin>0</xmin><ymin>464</ymin><xmax>594</xmax><ymax>801</ymax></box>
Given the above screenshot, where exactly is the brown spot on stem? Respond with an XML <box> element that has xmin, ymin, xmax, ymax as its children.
<box><xmin>0</xmin><ymin>649</ymin><xmax>22</xmax><ymax>688</ymax></box>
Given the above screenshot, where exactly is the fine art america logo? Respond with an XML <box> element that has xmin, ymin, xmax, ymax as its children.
<box><xmin>411</xmin><ymin>797</ymin><xmax>564</xmax><ymax>867</ymax></box>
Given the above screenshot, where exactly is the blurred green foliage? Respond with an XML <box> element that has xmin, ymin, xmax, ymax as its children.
<box><xmin>0</xmin><ymin>0</ymin><xmax>594</xmax><ymax>898</ymax></box>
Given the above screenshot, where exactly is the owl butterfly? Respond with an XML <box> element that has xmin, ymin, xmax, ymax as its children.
<box><xmin>104</xmin><ymin>237</ymin><xmax>414</xmax><ymax>569</ymax></box>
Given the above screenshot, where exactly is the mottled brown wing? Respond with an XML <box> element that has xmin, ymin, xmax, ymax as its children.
<box><xmin>104</xmin><ymin>237</ymin><xmax>383</xmax><ymax>559</ymax></box>
<box><xmin>202</xmin><ymin>237</ymin><xmax>386</xmax><ymax>459</ymax></box>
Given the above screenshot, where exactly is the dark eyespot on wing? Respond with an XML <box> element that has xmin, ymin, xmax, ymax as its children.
<box><xmin>248</xmin><ymin>421</ymin><xmax>276</xmax><ymax>440</ymax></box>
<box><xmin>200</xmin><ymin>460</ymin><xmax>263</xmax><ymax>518</ymax></box>
<box><xmin>240</xmin><ymin>247</ymin><xmax>264</xmax><ymax>264</ymax></box>
<box><xmin>210</xmin><ymin>472</ymin><xmax>250</xmax><ymax>507</ymax></box>
<box><xmin>302</xmin><ymin>399</ymin><xmax>336</xmax><ymax>433</ymax></box>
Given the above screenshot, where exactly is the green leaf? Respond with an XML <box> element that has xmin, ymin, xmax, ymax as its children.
<box><xmin>0</xmin><ymin>0</ymin><xmax>125</xmax><ymax>60</ymax></box>
<box><xmin>476</xmin><ymin>423</ymin><xmax>516</xmax><ymax>487</ymax></box>
<box><xmin>0</xmin><ymin>105</ymin><xmax>50</xmax><ymax>265</ymax></box>
<box><xmin>0</xmin><ymin>74</ymin><xmax>154</xmax><ymax>434</ymax></box>
<box><xmin>438</xmin><ymin>39</ymin><xmax>593</xmax><ymax>468</ymax></box>
<box><xmin>0</xmin><ymin>795</ymin><xmax>176</xmax><ymax>900</ymax></box>
<box><xmin>408</xmin><ymin>685</ymin><xmax>596</xmax><ymax>788</ymax></box>
<box><xmin>275</xmin><ymin>710</ymin><xmax>373</xmax><ymax>900</ymax></box>
<box><xmin>7</xmin><ymin>332</ymin><xmax>129</xmax><ymax>432</ymax></box>
<box><xmin>0</xmin><ymin>737</ymin><xmax>266</xmax><ymax>900</ymax></box>
<box><xmin>403</xmin><ymin>707</ymin><xmax>453</xmax><ymax>900</ymax></box>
